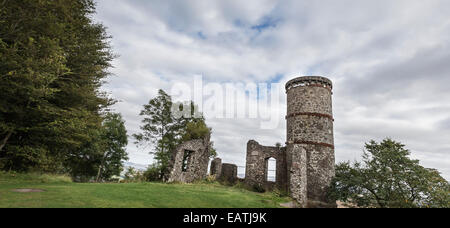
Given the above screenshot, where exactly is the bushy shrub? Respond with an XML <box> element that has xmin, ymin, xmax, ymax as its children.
<box><xmin>143</xmin><ymin>164</ymin><xmax>163</xmax><ymax>182</ymax></box>
<box><xmin>204</xmin><ymin>175</ymin><xmax>217</xmax><ymax>183</ymax></box>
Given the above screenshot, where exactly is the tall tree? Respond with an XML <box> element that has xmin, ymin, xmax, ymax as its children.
<box><xmin>0</xmin><ymin>0</ymin><xmax>70</xmax><ymax>171</ymax></box>
<box><xmin>329</xmin><ymin>138</ymin><xmax>450</xmax><ymax>208</ymax></box>
<box><xmin>96</xmin><ymin>113</ymin><xmax>129</xmax><ymax>182</ymax></box>
<box><xmin>0</xmin><ymin>0</ymin><xmax>115</xmax><ymax>176</ymax></box>
<box><xmin>133</xmin><ymin>90</ymin><xmax>181</xmax><ymax>179</ymax></box>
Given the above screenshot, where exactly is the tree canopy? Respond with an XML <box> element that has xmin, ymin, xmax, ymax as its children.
<box><xmin>329</xmin><ymin>138</ymin><xmax>450</xmax><ymax>208</ymax></box>
<box><xmin>0</xmin><ymin>0</ymin><xmax>123</xmax><ymax>180</ymax></box>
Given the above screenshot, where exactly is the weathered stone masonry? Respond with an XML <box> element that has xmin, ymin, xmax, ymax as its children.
<box><xmin>210</xmin><ymin>158</ymin><xmax>222</xmax><ymax>177</ymax></box>
<box><xmin>286</xmin><ymin>76</ymin><xmax>335</xmax><ymax>207</ymax></box>
<box><xmin>220</xmin><ymin>163</ymin><xmax>238</xmax><ymax>184</ymax></box>
<box><xmin>245</xmin><ymin>76</ymin><xmax>336</xmax><ymax>207</ymax></box>
<box><xmin>245</xmin><ymin>140</ymin><xmax>287</xmax><ymax>191</ymax></box>
<box><xmin>167</xmin><ymin>134</ymin><xmax>211</xmax><ymax>183</ymax></box>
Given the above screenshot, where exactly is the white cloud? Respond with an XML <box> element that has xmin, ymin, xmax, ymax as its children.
<box><xmin>95</xmin><ymin>0</ymin><xmax>450</xmax><ymax>180</ymax></box>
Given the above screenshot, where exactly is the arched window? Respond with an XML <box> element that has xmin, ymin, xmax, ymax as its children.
<box><xmin>267</xmin><ymin>157</ymin><xmax>276</xmax><ymax>182</ymax></box>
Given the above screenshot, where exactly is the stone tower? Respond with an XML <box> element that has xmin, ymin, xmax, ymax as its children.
<box><xmin>285</xmin><ymin>76</ymin><xmax>335</xmax><ymax>207</ymax></box>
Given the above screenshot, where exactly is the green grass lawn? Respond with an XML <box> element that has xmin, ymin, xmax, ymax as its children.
<box><xmin>0</xmin><ymin>172</ymin><xmax>290</xmax><ymax>208</ymax></box>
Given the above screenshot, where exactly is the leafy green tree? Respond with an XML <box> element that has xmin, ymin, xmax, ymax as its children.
<box><xmin>181</xmin><ymin>119</ymin><xmax>217</xmax><ymax>158</ymax></box>
<box><xmin>133</xmin><ymin>90</ymin><xmax>181</xmax><ymax>179</ymax></box>
<box><xmin>96</xmin><ymin>113</ymin><xmax>129</xmax><ymax>182</ymax></box>
<box><xmin>1</xmin><ymin>0</ymin><xmax>71</xmax><ymax>171</ymax></box>
<box><xmin>0</xmin><ymin>0</ymin><xmax>114</xmax><ymax>176</ymax></box>
<box><xmin>181</xmin><ymin>120</ymin><xmax>210</xmax><ymax>141</ymax></box>
<box><xmin>329</xmin><ymin>138</ymin><xmax>450</xmax><ymax>208</ymax></box>
<box><xmin>134</xmin><ymin>90</ymin><xmax>216</xmax><ymax>180</ymax></box>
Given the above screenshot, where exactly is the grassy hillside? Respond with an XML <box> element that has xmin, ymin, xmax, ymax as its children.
<box><xmin>0</xmin><ymin>172</ymin><xmax>290</xmax><ymax>208</ymax></box>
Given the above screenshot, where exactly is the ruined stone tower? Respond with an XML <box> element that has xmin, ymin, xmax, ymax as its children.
<box><xmin>244</xmin><ymin>76</ymin><xmax>335</xmax><ymax>207</ymax></box>
<box><xmin>285</xmin><ymin>76</ymin><xmax>335</xmax><ymax>207</ymax></box>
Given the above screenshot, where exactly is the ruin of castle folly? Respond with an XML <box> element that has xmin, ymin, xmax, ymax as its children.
<box><xmin>285</xmin><ymin>76</ymin><xmax>335</xmax><ymax>207</ymax></box>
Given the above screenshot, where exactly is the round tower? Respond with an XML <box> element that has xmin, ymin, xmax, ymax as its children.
<box><xmin>285</xmin><ymin>76</ymin><xmax>335</xmax><ymax>207</ymax></box>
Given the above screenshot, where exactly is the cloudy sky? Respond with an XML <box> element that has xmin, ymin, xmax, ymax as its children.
<box><xmin>94</xmin><ymin>0</ymin><xmax>450</xmax><ymax>180</ymax></box>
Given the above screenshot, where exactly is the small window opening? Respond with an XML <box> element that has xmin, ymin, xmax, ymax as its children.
<box><xmin>182</xmin><ymin>150</ymin><xmax>194</xmax><ymax>172</ymax></box>
<box><xmin>210</xmin><ymin>162</ymin><xmax>217</xmax><ymax>175</ymax></box>
<box><xmin>267</xmin><ymin>158</ymin><xmax>276</xmax><ymax>182</ymax></box>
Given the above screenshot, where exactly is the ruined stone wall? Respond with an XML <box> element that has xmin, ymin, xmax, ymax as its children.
<box><xmin>286</xmin><ymin>144</ymin><xmax>308</xmax><ymax>206</ymax></box>
<box><xmin>303</xmin><ymin>144</ymin><xmax>335</xmax><ymax>205</ymax></box>
<box><xmin>245</xmin><ymin>140</ymin><xmax>287</xmax><ymax>191</ymax></box>
<box><xmin>285</xmin><ymin>76</ymin><xmax>335</xmax><ymax>207</ymax></box>
<box><xmin>167</xmin><ymin>135</ymin><xmax>210</xmax><ymax>183</ymax></box>
<box><xmin>220</xmin><ymin>163</ymin><xmax>238</xmax><ymax>184</ymax></box>
<box><xmin>210</xmin><ymin>158</ymin><xmax>222</xmax><ymax>178</ymax></box>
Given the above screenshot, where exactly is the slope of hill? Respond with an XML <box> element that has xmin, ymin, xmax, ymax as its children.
<box><xmin>0</xmin><ymin>172</ymin><xmax>290</xmax><ymax>208</ymax></box>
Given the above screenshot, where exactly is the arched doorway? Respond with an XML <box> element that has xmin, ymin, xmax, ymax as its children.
<box><xmin>266</xmin><ymin>157</ymin><xmax>276</xmax><ymax>182</ymax></box>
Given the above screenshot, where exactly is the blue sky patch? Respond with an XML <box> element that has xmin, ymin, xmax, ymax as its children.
<box><xmin>251</xmin><ymin>16</ymin><xmax>281</xmax><ymax>33</ymax></box>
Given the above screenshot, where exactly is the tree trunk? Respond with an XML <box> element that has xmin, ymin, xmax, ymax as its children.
<box><xmin>0</xmin><ymin>131</ymin><xmax>12</xmax><ymax>152</ymax></box>
<box><xmin>96</xmin><ymin>155</ymin><xmax>106</xmax><ymax>182</ymax></box>
<box><xmin>96</xmin><ymin>165</ymin><xmax>102</xmax><ymax>182</ymax></box>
